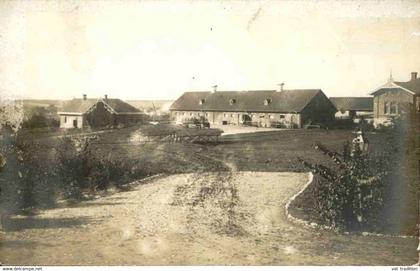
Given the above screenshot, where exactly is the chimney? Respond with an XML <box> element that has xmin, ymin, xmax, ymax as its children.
<box><xmin>212</xmin><ymin>85</ymin><xmax>218</xmax><ymax>93</ymax></box>
<box><xmin>83</xmin><ymin>94</ymin><xmax>87</xmax><ymax>101</ymax></box>
<box><xmin>411</xmin><ymin>72</ymin><xmax>418</xmax><ymax>81</ymax></box>
<box><xmin>104</xmin><ymin>94</ymin><xmax>108</xmax><ymax>100</ymax></box>
<box><xmin>277</xmin><ymin>83</ymin><xmax>285</xmax><ymax>92</ymax></box>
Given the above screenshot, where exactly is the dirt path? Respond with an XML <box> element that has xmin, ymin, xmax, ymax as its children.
<box><xmin>0</xmin><ymin>172</ymin><xmax>416</xmax><ymax>265</ymax></box>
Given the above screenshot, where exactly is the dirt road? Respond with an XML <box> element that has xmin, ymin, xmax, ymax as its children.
<box><xmin>1</xmin><ymin>171</ymin><xmax>417</xmax><ymax>265</ymax></box>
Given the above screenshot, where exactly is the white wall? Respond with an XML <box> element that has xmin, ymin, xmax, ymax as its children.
<box><xmin>59</xmin><ymin>115</ymin><xmax>84</xmax><ymax>129</ymax></box>
<box><xmin>170</xmin><ymin>110</ymin><xmax>301</xmax><ymax>127</ymax></box>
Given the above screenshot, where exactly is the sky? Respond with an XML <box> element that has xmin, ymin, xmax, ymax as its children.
<box><xmin>0</xmin><ymin>0</ymin><xmax>419</xmax><ymax>100</ymax></box>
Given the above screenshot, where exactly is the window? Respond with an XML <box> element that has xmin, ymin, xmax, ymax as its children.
<box><xmin>231</xmin><ymin>114</ymin><xmax>234</xmax><ymax>117</ymax></box>
<box><xmin>224</xmin><ymin>113</ymin><xmax>227</xmax><ymax>117</ymax></box>
<box><xmin>279</xmin><ymin>115</ymin><xmax>285</xmax><ymax>119</ymax></box>
<box><xmin>190</xmin><ymin>112</ymin><xmax>193</xmax><ymax>116</ymax></box>
<box><xmin>390</xmin><ymin>102</ymin><xmax>397</xmax><ymax>114</ymax></box>
<box><xmin>269</xmin><ymin>115</ymin><xmax>274</xmax><ymax>119</ymax></box>
<box><xmin>174</xmin><ymin>112</ymin><xmax>178</xmax><ymax>115</ymax></box>
<box><xmin>264</xmin><ymin>98</ymin><xmax>272</xmax><ymax>105</ymax></box>
<box><xmin>199</xmin><ymin>99</ymin><xmax>205</xmax><ymax>105</ymax></box>
<box><xmin>384</xmin><ymin>102</ymin><xmax>388</xmax><ymax>114</ymax></box>
<box><xmin>229</xmin><ymin>99</ymin><xmax>236</xmax><ymax>105</ymax></box>
<box><xmin>205</xmin><ymin>113</ymin><xmax>208</xmax><ymax>117</ymax></box>
<box><xmin>64</xmin><ymin>116</ymin><xmax>67</xmax><ymax>123</ymax></box>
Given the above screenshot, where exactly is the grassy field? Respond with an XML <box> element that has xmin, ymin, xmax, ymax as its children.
<box><xmin>20</xmin><ymin>124</ymin><xmax>417</xmax><ymax>235</ymax></box>
<box><xmin>28</xmin><ymin>124</ymin><xmax>394</xmax><ymax>180</ymax></box>
<box><xmin>90</xmin><ymin>127</ymin><xmax>383</xmax><ymax>173</ymax></box>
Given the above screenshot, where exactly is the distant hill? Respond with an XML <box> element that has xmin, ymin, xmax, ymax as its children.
<box><xmin>22</xmin><ymin>99</ymin><xmax>174</xmax><ymax>113</ymax></box>
<box><xmin>23</xmin><ymin>99</ymin><xmax>66</xmax><ymax>110</ymax></box>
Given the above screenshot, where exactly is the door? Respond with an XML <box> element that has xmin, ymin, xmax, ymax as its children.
<box><xmin>241</xmin><ymin>114</ymin><xmax>252</xmax><ymax>125</ymax></box>
<box><xmin>73</xmin><ymin>119</ymin><xmax>78</xmax><ymax>128</ymax></box>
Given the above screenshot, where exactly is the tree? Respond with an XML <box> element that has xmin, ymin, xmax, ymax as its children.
<box><xmin>0</xmin><ymin>98</ymin><xmax>24</xmax><ymax>228</ymax></box>
<box><xmin>22</xmin><ymin>106</ymin><xmax>59</xmax><ymax>129</ymax></box>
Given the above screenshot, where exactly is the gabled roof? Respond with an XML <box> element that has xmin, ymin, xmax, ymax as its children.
<box><xmin>59</xmin><ymin>98</ymin><xmax>143</xmax><ymax>115</ymax></box>
<box><xmin>394</xmin><ymin>79</ymin><xmax>420</xmax><ymax>94</ymax></box>
<box><xmin>170</xmin><ymin>89</ymin><xmax>332</xmax><ymax>113</ymax></box>
<box><xmin>371</xmin><ymin>78</ymin><xmax>420</xmax><ymax>95</ymax></box>
<box><xmin>103</xmin><ymin>99</ymin><xmax>143</xmax><ymax>113</ymax></box>
<box><xmin>329</xmin><ymin>97</ymin><xmax>373</xmax><ymax>112</ymax></box>
<box><xmin>60</xmin><ymin>99</ymin><xmax>97</xmax><ymax>114</ymax></box>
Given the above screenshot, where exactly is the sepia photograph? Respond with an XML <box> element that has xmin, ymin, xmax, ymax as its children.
<box><xmin>0</xmin><ymin>0</ymin><xmax>419</xmax><ymax>268</ymax></box>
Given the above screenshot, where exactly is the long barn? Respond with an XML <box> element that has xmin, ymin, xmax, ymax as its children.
<box><xmin>170</xmin><ymin>88</ymin><xmax>337</xmax><ymax>128</ymax></box>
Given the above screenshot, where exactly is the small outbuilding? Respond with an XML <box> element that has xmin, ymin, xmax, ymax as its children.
<box><xmin>58</xmin><ymin>95</ymin><xmax>147</xmax><ymax>129</ymax></box>
<box><xmin>329</xmin><ymin>97</ymin><xmax>373</xmax><ymax>119</ymax></box>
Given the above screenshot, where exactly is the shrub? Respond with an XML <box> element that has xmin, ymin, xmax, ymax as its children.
<box><xmin>90</xmin><ymin>158</ymin><xmax>128</xmax><ymax>190</ymax></box>
<box><xmin>22</xmin><ymin>106</ymin><xmax>59</xmax><ymax>129</ymax></box>
<box><xmin>0</xmin><ymin>130</ymin><xmax>58</xmax><ymax>214</ymax></box>
<box><xmin>55</xmin><ymin>136</ymin><xmax>92</xmax><ymax>198</ymax></box>
<box><xmin>55</xmin><ymin>135</ymin><xmax>134</xmax><ymax>198</ymax></box>
<box><xmin>0</xmin><ymin>129</ymin><xmax>139</xmax><ymax>219</ymax></box>
<box><xmin>298</xmin><ymin>140</ymin><xmax>389</xmax><ymax>231</ymax></box>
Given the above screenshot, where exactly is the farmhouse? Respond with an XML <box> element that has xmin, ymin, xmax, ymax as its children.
<box><xmin>58</xmin><ymin>95</ymin><xmax>147</xmax><ymax>129</ymax></box>
<box><xmin>170</xmin><ymin>88</ymin><xmax>337</xmax><ymax>128</ymax></box>
<box><xmin>371</xmin><ymin>72</ymin><xmax>420</xmax><ymax>125</ymax></box>
<box><xmin>329</xmin><ymin>97</ymin><xmax>373</xmax><ymax>119</ymax></box>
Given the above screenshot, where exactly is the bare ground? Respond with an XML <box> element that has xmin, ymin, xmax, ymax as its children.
<box><xmin>0</xmin><ymin>172</ymin><xmax>416</xmax><ymax>265</ymax></box>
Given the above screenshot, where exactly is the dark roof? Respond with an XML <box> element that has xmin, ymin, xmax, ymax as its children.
<box><xmin>329</xmin><ymin>97</ymin><xmax>373</xmax><ymax>112</ymax></box>
<box><xmin>394</xmin><ymin>78</ymin><xmax>420</xmax><ymax>94</ymax></box>
<box><xmin>104</xmin><ymin>99</ymin><xmax>142</xmax><ymax>113</ymax></box>
<box><xmin>170</xmin><ymin>89</ymin><xmax>331</xmax><ymax>113</ymax></box>
<box><xmin>60</xmin><ymin>98</ymin><xmax>142</xmax><ymax>114</ymax></box>
<box><xmin>372</xmin><ymin>77</ymin><xmax>420</xmax><ymax>95</ymax></box>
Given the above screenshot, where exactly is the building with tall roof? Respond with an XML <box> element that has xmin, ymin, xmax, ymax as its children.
<box><xmin>329</xmin><ymin>97</ymin><xmax>373</xmax><ymax>119</ymax></box>
<box><xmin>169</xmin><ymin>87</ymin><xmax>337</xmax><ymax>128</ymax></box>
<box><xmin>58</xmin><ymin>94</ymin><xmax>147</xmax><ymax>129</ymax></box>
<box><xmin>370</xmin><ymin>71</ymin><xmax>420</xmax><ymax>124</ymax></box>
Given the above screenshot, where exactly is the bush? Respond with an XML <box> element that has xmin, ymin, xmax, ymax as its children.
<box><xmin>55</xmin><ymin>135</ymin><xmax>134</xmax><ymax>198</ymax></box>
<box><xmin>22</xmin><ymin>106</ymin><xmax>59</xmax><ymax>129</ymax></box>
<box><xmin>0</xmin><ymin>128</ymin><xmax>136</xmax><ymax>220</ymax></box>
<box><xmin>298</xmin><ymin>140</ymin><xmax>389</xmax><ymax>231</ymax></box>
<box><xmin>0</xmin><ymin>130</ymin><xmax>58</xmax><ymax>215</ymax></box>
<box><xmin>90</xmin><ymin>158</ymin><xmax>128</xmax><ymax>190</ymax></box>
